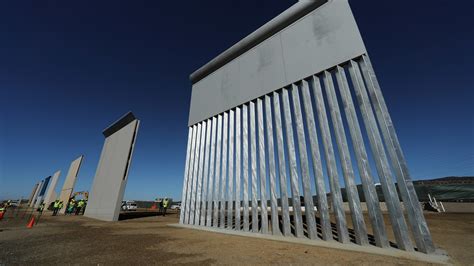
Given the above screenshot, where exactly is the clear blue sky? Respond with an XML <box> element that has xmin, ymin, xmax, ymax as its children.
<box><xmin>0</xmin><ymin>1</ymin><xmax>473</xmax><ymax>201</ymax></box>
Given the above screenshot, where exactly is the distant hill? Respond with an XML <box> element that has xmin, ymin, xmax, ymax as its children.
<box><xmin>414</xmin><ymin>176</ymin><xmax>474</xmax><ymax>185</ymax></box>
<box><xmin>342</xmin><ymin>176</ymin><xmax>474</xmax><ymax>203</ymax></box>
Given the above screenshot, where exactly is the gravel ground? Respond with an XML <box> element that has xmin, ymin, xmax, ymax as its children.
<box><xmin>0</xmin><ymin>210</ymin><xmax>472</xmax><ymax>265</ymax></box>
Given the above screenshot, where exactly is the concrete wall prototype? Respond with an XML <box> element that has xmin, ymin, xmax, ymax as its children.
<box><xmin>34</xmin><ymin>176</ymin><xmax>51</xmax><ymax>208</ymax></box>
<box><xmin>85</xmin><ymin>112</ymin><xmax>140</xmax><ymax>222</ymax></box>
<box><xmin>59</xmin><ymin>156</ymin><xmax>84</xmax><ymax>214</ymax></box>
<box><xmin>30</xmin><ymin>180</ymin><xmax>43</xmax><ymax>207</ymax></box>
<box><xmin>27</xmin><ymin>183</ymin><xmax>39</xmax><ymax>206</ymax></box>
<box><xmin>43</xmin><ymin>170</ymin><xmax>61</xmax><ymax>208</ymax></box>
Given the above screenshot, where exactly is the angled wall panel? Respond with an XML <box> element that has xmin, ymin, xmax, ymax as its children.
<box><xmin>34</xmin><ymin>176</ymin><xmax>51</xmax><ymax>209</ymax></box>
<box><xmin>59</xmin><ymin>156</ymin><xmax>84</xmax><ymax>214</ymax></box>
<box><xmin>84</xmin><ymin>112</ymin><xmax>140</xmax><ymax>222</ymax></box>
<box><xmin>43</xmin><ymin>170</ymin><xmax>61</xmax><ymax>209</ymax></box>
<box><xmin>27</xmin><ymin>183</ymin><xmax>39</xmax><ymax>206</ymax></box>
<box><xmin>29</xmin><ymin>180</ymin><xmax>43</xmax><ymax>207</ymax></box>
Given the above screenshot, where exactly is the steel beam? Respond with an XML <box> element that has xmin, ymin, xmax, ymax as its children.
<box><xmin>359</xmin><ymin>55</ymin><xmax>434</xmax><ymax>253</ymax></box>
<box><xmin>290</xmin><ymin>84</ymin><xmax>318</xmax><ymax>240</ymax></box>
<box><xmin>322</xmin><ymin>70</ymin><xmax>368</xmax><ymax>245</ymax></box>
<box><xmin>348</xmin><ymin>59</ymin><xmax>413</xmax><ymax>251</ymax></box>
<box><xmin>311</xmin><ymin>75</ymin><xmax>349</xmax><ymax>243</ymax></box>
<box><xmin>179</xmin><ymin>127</ymin><xmax>194</xmax><ymax>224</ymax></box>
<box><xmin>273</xmin><ymin>91</ymin><xmax>291</xmax><ymax>236</ymax></box>
<box><xmin>335</xmin><ymin>65</ymin><xmax>388</xmax><ymax>248</ymax></box>
<box><xmin>257</xmin><ymin>98</ymin><xmax>269</xmax><ymax>234</ymax></box>
<box><xmin>300</xmin><ymin>80</ymin><xmax>332</xmax><ymax>241</ymax></box>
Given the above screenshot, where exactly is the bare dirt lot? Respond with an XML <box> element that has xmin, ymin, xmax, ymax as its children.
<box><xmin>0</xmin><ymin>211</ymin><xmax>472</xmax><ymax>265</ymax></box>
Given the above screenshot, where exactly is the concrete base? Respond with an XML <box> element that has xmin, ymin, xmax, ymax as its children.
<box><xmin>169</xmin><ymin>223</ymin><xmax>449</xmax><ymax>265</ymax></box>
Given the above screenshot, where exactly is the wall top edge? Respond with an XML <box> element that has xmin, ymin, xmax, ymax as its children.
<box><xmin>189</xmin><ymin>0</ymin><xmax>328</xmax><ymax>85</ymax></box>
<box><xmin>102</xmin><ymin>111</ymin><xmax>138</xmax><ymax>138</ymax></box>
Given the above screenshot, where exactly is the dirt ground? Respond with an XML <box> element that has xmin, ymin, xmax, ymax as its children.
<box><xmin>0</xmin><ymin>211</ymin><xmax>472</xmax><ymax>265</ymax></box>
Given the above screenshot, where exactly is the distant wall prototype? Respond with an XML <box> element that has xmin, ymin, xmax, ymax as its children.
<box><xmin>43</xmin><ymin>170</ymin><xmax>61</xmax><ymax>208</ymax></box>
<box><xmin>27</xmin><ymin>183</ymin><xmax>39</xmax><ymax>206</ymax></box>
<box><xmin>34</xmin><ymin>176</ymin><xmax>51</xmax><ymax>208</ymax></box>
<box><xmin>59</xmin><ymin>156</ymin><xmax>84</xmax><ymax>214</ymax></box>
<box><xmin>85</xmin><ymin>112</ymin><xmax>140</xmax><ymax>222</ymax></box>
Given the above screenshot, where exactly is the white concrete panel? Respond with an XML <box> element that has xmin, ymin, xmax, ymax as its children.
<box><xmin>30</xmin><ymin>180</ymin><xmax>44</xmax><ymax>207</ymax></box>
<box><xmin>59</xmin><ymin>156</ymin><xmax>84</xmax><ymax>214</ymax></box>
<box><xmin>84</xmin><ymin>118</ymin><xmax>139</xmax><ymax>222</ymax></box>
<box><xmin>188</xmin><ymin>0</ymin><xmax>366</xmax><ymax>126</ymax></box>
<box><xmin>43</xmin><ymin>170</ymin><xmax>61</xmax><ymax>208</ymax></box>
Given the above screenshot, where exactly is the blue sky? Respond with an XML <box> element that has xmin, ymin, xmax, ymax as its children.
<box><xmin>0</xmin><ymin>0</ymin><xmax>473</xmax><ymax>201</ymax></box>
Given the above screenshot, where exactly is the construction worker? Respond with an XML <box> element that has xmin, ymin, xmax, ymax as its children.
<box><xmin>58</xmin><ymin>201</ymin><xmax>63</xmax><ymax>214</ymax></box>
<box><xmin>162</xmin><ymin>198</ymin><xmax>170</xmax><ymax>216</ymax></box>
<box><xmin>67</xmin><ymin>198</ymin><xmax>76</xmax><ymax>215</ymax></box>
<box><xmin>75</xmin><ymin>200</ymin><xmax>85</xmax><ymax>215</ymax></box>
<box><xmin>52</xmin><ymin>200</ymin><xmax>60</xmax><ymax>216</ymax></box>
<box><xmin>39</xmin><ymin>203</ymin><xmax>45</xmax><ymax>213</ymax></box>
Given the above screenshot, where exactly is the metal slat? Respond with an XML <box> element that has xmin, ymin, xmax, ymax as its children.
<box><xmin>200</xmin><ymin>120</ymin><xmax>212</xmax><ymax>225</ymax></box>
<box><xmin>335</xmin><ymin>66</ymin><xmax>388</xmax><ymax>248</ymax></box>
<box><xmin>281</xmin><ymin>88</ymin><xmax>304</xmax><ymax>238</ymax></box>
<box><xmin>189</xmin><ymin>123</ymin><xmax>202</xmax><ymax>225</ymax></box>
<box><xmin>180</xmin><ymin>126</ymin><xmax>195</xmax><ymax>224</ymax></box>
<box><xmin>322</xmin><ymin>71</ymin><xmax>368</xmax><ymax>245</ymax></box>
<box><xmin>206</xmin><ymin>117</ymin><xmax>218</xmax><ymax>226</ymax></box>
<box><xmin>213</xmin><ymin>115</ymin><xmax>223</xmax><ymax>227</ymax></box>
<box><xmin>179</xmin><ymin>125</ymin><xmax>197</xmax><ymax>224</ymax></box>
<box><xmin>220</xmin><ymin>112</ymin><xmax>229</xmax><ymax>228</ymax></box>
<box><xmin>235</xmin><ymin>107</ymin><xmax>242</xmax><ymax>230</ymax></box>
<box><xmin>242</xmin><ymin>104</ymin><xmax>250</xmax><ymax>232</ymax></box>
<box><xmin>195</xmin><ymin>121</ymin><xmax>207</xmax><ymax>224</ymax></box>
<box><xmin>348</xmin><ymin>60</ymin><xmax>413</xmax><ymax>251</ymax></box>
<box><xmin>359</xmin><ymin>55</ymin><xmax>434</xmax><ymax>253</ymax></box>
<box><xmin>273</xmin><ymin>91</ymin><xmax>292</xmax><ymax>237</ymax></box>
<box><xmin>265</xmin><ymin>95</ymin><xmax>280</xmax><ymax>235</ymax></box>
<box><xmin>250</xmin><ymin>101</ymin><xmax>259</xmax><ymax>233</ymax></box>
<box><xmin>227</xmin><ymin>110</ymin><xmax>235</xmax><ymax>229</ymax></box>
<box><xmin>257</xmin><ymin>98</ymin><xmax>269</xmax><ymax>234</ymax></box>
<box><xmin>290</xmin><ymin>84</ymin><xmax>318</xmax><ymax>240</ymax></box>
<box><xmin>310</xmin><ymin>75</ymin><xmax>349</xmax><ymax>243</ymax></box>
<box><xmin>300</xmin><ymin>80</ymin><xmax>332</xmax><ymax>240</ymax></box>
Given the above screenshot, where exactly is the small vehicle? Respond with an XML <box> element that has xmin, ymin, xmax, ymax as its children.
<box><xmin>121</xmin><ymin>201</ymin><xmax>137</xmax><ymax>211</ymax></box>
<box><xmin>170</xmin><ymin>202</ymin><xmax>181</xmax><ymax>210</ymax></box>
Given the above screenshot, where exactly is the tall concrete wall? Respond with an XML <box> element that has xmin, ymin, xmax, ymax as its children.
<box><xmin>27</xmin><ymin>183</ymin><xmax>39</xmax><ymax>206</ymax></box>
<box><xmin>43</xmin><ymin>170</ymin><xmax>61</xmax><ymax>208</ymax></box>
<box><xmin>34</xmin><ymin>176</ymin><xmax>51</xmax><ymax>209</ymax></box>
<box><xmin>59</xmin><ymin>156</ymin><xmax>84</xmax><ymax>214</ymax></box>
<box><xmin>85</xmin><ymin>112</ymin><xmax>140</xmax><ymax>222</ymax></box>
<box><xmin>30</xmin><ymin>180</ymin><xmax>43</xmax><ymax>207</ymax></box>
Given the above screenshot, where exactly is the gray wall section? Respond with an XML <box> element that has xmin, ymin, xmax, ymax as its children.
<box><xmin>59</xmin><ymin>156</ymin><xmax>84</xmax><ymax>214</ymax></box>
<box><xmin>29</xmin><ymin>181</ymin><xmax>43</xmax><ymax>207</ymax></box>
<box><xmin>27</xmin><ymin>183</ymin><xmax>39</xmax><ymax>205</ymax></box>
<box><xmin>43</xmin><ymin>170</ymin><xmax>61</xmax><ymax>208</ymax></box>
<box><xmin>188</xmin><ymin>0</ymin><xmax>366</xmax><ymax>126</ymax></box>
<box><xmin>84</xmin><ymin>120</ymin><xmax>139</xmax><ymax>222</ymax></box>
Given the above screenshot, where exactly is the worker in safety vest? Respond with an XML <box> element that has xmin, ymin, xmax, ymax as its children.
<box><xmin>75</xmin><ymin>200</ymin><xmax>85</xmax><ymax>215</ymax></box>
<box><xmin>58</xmin><ymin>201</ymin><xmax>64</xmax><ymax>213</ymax></box>
<box><xmin>52</xmin><ymin>200</ymin><xmax>60</xmax><ymax>216</ymax></box>
<box><xmin>38</xmin><ymin>203</ymin><xmax>45</xmax><ymax>213</ymax></box>
<box><xmin>162</xmin><ymin>198</ymin><xmax>170</xmax><ymax>216</ymax></box>
<box><xmin>66</xmin><ymin>199</ymin><xmax>76</xmax><ymax>215</ymax></box>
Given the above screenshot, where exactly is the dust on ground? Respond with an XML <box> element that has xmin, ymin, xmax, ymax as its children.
<box><xmin>0</xmin><ymin>211</ymin><xmax>472</xmax><ymax>265</ymax></box>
